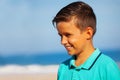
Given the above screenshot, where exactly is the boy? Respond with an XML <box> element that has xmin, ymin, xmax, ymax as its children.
<box><xmin>52</xmin><ymin>1</ymin><xmax>120</xmax><ymax>80</ymax></box>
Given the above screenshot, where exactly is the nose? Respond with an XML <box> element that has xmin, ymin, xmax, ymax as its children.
<box><xmin>61</xmin><ymin>36</ymin><xmax>68</xmax><ymax>45</ymax></box>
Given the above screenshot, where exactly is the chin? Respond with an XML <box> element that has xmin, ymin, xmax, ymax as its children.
<box><xmin>68</xmin><ymin>52</ymin><xmax>75</xmax><ymax>56</ymax></box>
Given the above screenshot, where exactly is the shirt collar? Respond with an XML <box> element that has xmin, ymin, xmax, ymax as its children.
<box><xmin>69</xmin><ymin>48</ymin><xmax>101</xmax><ymax>70</ymax></box>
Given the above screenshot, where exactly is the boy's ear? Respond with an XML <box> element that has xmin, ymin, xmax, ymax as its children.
<box><xmin>85</xmin><ymin>27</ymin><xmax>94</xmax><ymax>40</ymax></box>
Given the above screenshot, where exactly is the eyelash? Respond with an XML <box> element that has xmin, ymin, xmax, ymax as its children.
<box><xmin>65</xmin><ymin>34</ymin><xmax>71</xmax><ymax>37</ymax></box>
<box><xmin>58</xmin><ymin>33</ymin><xmax>72</xmax><ymax>38</ymax></box>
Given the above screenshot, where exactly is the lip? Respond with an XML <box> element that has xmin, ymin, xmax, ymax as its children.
<box><xmin>65</xmin><ymin>46</ymin><xmax>72</xmax><ymax>51</ymax></box>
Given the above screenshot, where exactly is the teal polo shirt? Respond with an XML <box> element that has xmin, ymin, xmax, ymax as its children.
<box><xmin>58</xmin><ymin>48</ymin><xmax>120</xmax><ymax>80</ymax></box>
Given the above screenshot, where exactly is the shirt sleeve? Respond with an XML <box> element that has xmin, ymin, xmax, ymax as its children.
<box><xmin>106</xmin><ymin>61</ymin><xmax>120</xmax><ymax>80</ymax></box>
<box><xmin>57</xmin><ymin>64</ymin><xmax>61</xmax><ymax>80</ymax></box>
<box><xmin>57</xmin><ymin>64</ymin><xmax>64</xmax><ymax>80</ymax></box>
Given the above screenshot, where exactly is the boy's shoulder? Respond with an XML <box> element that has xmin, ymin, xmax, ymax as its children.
<box><xmin>60</xmin><ymin>57</ymin><xmax>73</xmax><ymax>67</ymax></box>
<box><xmin>99</xmin><ymin>53</ymin><xmax>116</xmax><ymax>64</ymax></box>
<box><xmin>96</xmin><ymin>53</ymin><xmax>119</xmax><ymax>69</ymax></box>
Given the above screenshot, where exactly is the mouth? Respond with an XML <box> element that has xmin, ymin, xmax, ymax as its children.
<box><xmin>64</xmin><ymin>45</ymin><xmax>73</xmax><ymax>51</ymax></box>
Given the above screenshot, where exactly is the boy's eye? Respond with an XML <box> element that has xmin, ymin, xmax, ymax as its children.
<box><xmin>58</xmin><ymin>33</ymin><xmax>72</xmax><ymax>38</ymax></box>
<box><xmin>65</xmin><ymin>33</ymin><xmax>71</xmax><ymax>37</ymax></box>
<box><xmin>58</xmin><ymin>33</ymin><xmax>62</xmax><ymax>37</ymax></box>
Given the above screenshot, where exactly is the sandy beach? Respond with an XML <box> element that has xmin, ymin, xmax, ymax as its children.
<box><xmin>0</xmin><ymin>65</ymin><xmax>58</xmax><ymax>80</ymax></box>
<box><xmin>0</xmin><ymin>73</ymin><xmax>57</xmax><ymax>80</ymax></box>
<box><xmin>0</xmin><ymin>62</ymin><xmax>119</xmax><ymax>80</ymax></box>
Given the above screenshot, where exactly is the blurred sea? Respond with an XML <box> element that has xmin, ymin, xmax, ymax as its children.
<box><xmin>0</xmin><ymin>49</ymin><xmax>119</xmax><ymax>73</ymax></box>
<box><xmin>0</xmin><ymin>49</ymin><xmax>120</xmax><ymax>66</ymax></box>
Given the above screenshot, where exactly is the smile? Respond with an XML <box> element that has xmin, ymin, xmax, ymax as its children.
<box><xmin>65</xmin><ymin>46</ymin><xmax>72</xmax><ymax>51</ymax></box>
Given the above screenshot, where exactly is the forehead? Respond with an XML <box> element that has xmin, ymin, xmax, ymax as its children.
<box><xmin>56</xmin><ymin>20</ymin><xmax>81</xmax><ymax>34</ymax></box>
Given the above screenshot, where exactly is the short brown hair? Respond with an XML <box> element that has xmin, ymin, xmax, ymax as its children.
<box><xmin>52</xmin><ymin>1</ymin><xmax>96</xmax><ymax>35</ymax></box>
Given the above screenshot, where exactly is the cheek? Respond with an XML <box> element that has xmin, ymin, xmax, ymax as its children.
<box><xmin>68</xmin><ymin>38</ymin><xmax>79</xmax><ymax>45</ymax></box>
<box><xmin>69</xmin><ymin>37</ymin><xmax>85</xmax><ymax>47</ymax></box>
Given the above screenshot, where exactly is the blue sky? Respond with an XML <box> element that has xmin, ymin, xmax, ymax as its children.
<box><xmin>0</xmin><ymin>0</ymin><xmax>120</xmax><ymax>54</ymax></box>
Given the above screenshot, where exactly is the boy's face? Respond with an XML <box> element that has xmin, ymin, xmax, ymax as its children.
<box><xmin>56</xmin><ymin>20</ymin><xmax>88</xmax><ymax>56</ymax></box>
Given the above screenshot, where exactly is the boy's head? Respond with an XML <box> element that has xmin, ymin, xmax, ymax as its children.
<box><xmin>52</xmin><ymin>1</ymin><xmax>96</xmax><ymax>36</ymax></box>
<box><xmin>52</xmin><ymin>1</ymin><xmax>96</xmax><ymax>55</ymax></box>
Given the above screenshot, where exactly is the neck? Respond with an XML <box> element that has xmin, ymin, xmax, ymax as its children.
<box><xmin>75</xmin><ymin>45</ymin><xmax>95</xmax><ymax>66</ymax></box>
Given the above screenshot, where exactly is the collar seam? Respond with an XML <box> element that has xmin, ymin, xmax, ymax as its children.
<box><xmin>87</xmin><ymin>52</ymin><xmax>102</xmax><ymax>70</ymax></box>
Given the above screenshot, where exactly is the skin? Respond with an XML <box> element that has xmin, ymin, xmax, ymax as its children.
<box><xmin>56</xmin><ymin>19</ymin><xmax>95</xmax><ymax>66</ymax></box>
